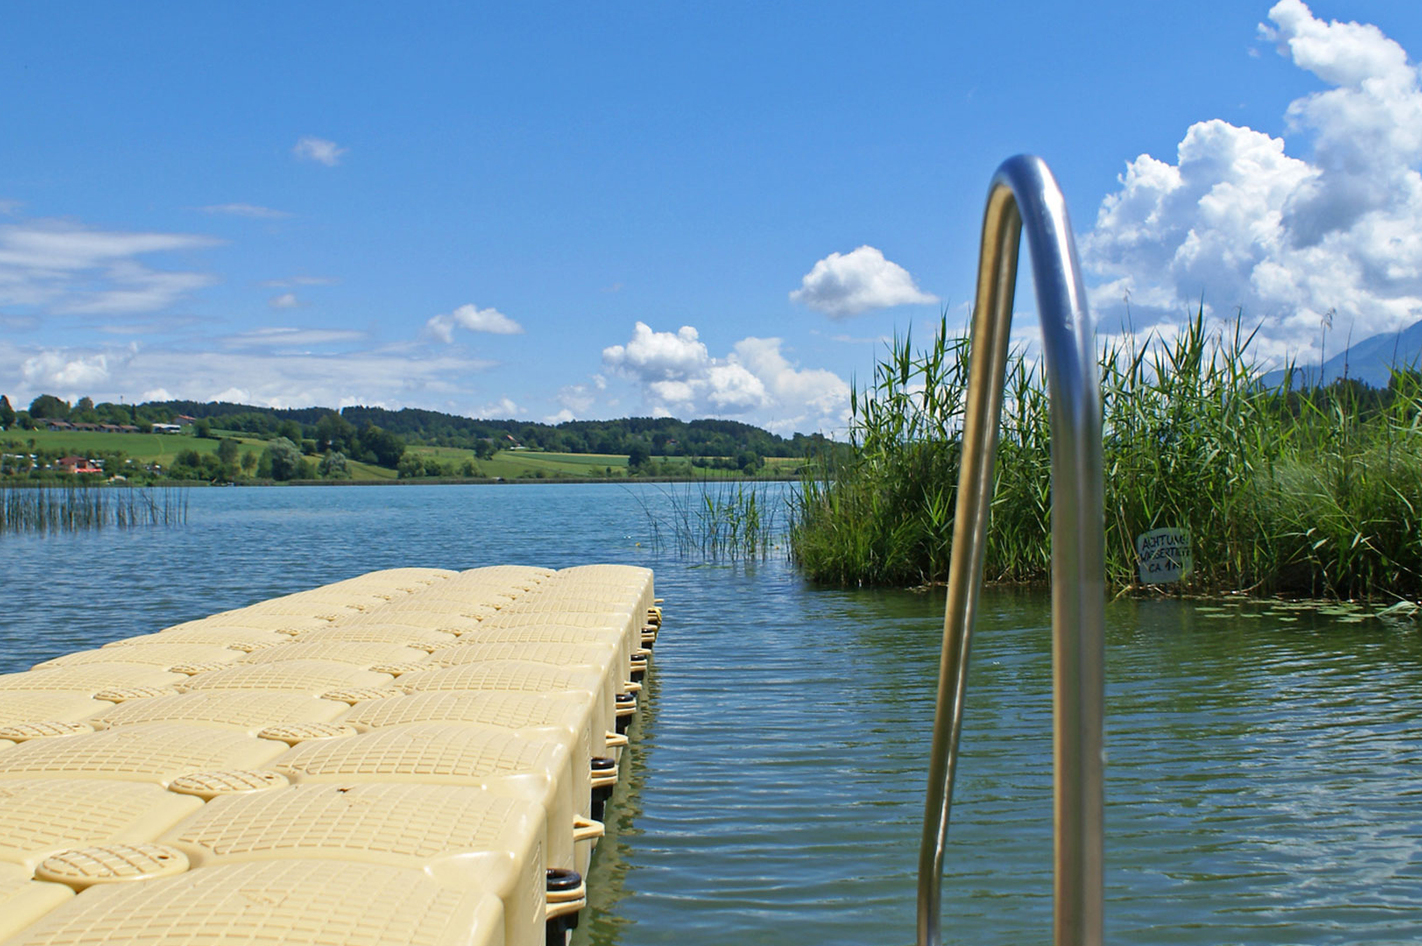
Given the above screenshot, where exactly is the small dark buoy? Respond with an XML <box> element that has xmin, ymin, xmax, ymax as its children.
<box><xmin>590</xmin><ymin>756</ymin><xmax>617</xmax><ymax>821</ymax></box>
<box><xmin>614</xmin><ymin>692</ymin><xmax>635</xmax><ymax>734</ymax></box>
<box><xmin>546</xmin><ymin>867</ymin><xmax>582</xmax><ymax>892</ymax></box>
<box><xmin>545</xmin><ymin>868</ymin><xmax>584</xmax><ymax>945</ymax></box>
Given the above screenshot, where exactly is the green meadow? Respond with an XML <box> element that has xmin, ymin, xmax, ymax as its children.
<box><xmin>1</xmin><ymin>429</ymin><xmax>268</xmax><ymax>472</ymax></box>
<box><xmin>3</xmin><ymin>428</ymin><xmax>800</xmax><ymax>484</ymax></box>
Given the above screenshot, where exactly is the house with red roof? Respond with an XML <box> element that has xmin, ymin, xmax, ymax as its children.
<box><xmin>57</xmin><ymin>456</ymin><xmax>104</xmax><ymax>475</ymax></box>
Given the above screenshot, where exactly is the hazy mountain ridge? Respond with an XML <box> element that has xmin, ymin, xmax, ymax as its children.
<box><xmin>1260</xmin><ymin>318</ymin><xmax>1422</xmax><ymax>389</ymax></box>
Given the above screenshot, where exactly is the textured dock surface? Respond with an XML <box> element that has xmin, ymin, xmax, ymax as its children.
<box><xmin>0</xmin><ymin>564</ymin><xmax>659</xmax><ymax>946</ymax></box>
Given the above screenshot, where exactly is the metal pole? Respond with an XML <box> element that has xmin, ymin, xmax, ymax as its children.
<box><xmin>916</xmin><ymin>155</ymin><xmax>1105</xmax><ymax>946</ymax></box>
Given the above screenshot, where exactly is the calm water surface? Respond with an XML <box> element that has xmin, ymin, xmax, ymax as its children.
<box><xmin>3</xmin><ymin>484</ymin><xmax>1419</xmax><ymax>945</ymax></box>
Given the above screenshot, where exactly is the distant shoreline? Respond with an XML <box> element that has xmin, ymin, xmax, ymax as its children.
<box><xmin>4</xmin><ymin>474</ymin><xmax>802</xmax><ymax>488</ymax></box>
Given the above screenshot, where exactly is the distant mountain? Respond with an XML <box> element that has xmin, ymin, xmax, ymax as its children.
<box><xmin>1260</xmin><ymin>318</ymin><xmax>1422</xmax><ymax>389</ymax></box>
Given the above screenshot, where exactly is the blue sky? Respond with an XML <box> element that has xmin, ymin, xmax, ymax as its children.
<box><xmin>4</xmin><ymin>1</ymin><xmax>1421</xmax><ymax>434</ymax></box>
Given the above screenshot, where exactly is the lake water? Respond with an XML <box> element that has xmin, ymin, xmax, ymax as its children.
<box><xmin>3</xmin><ymin>484</ymin><xmax>1420</xmax><ymax>945</ymax></box>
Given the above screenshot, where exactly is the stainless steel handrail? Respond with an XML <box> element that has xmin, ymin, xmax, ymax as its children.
<box><xmin>917</xmin><ymin>155</ymin><xmax>1106</xmax><ymax>946</ymax></box>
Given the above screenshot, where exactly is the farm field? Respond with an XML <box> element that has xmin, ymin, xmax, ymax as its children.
<box><xmin>1</xmin><ymin>428</ymin><xmax>267</xmax><ymax>469</ymax></box>
<box><xmin>403</xmin><ymin>447</ymin><xmax>802</xmax><ymax>480</ymax></box>
<box><xmin>403</xmin><ymin>445</ymin><xmax>629</xmax><ymax>479</ymax></box>
<box><xmin>3</xmin><ymin>429</ymin><xmax>801</xmax><ymax>483</ymax></box>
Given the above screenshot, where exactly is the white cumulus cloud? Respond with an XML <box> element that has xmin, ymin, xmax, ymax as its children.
<box><xmin>790</xmin><ymin>245</ymin><xmax>938</xmax><ymax>318</ymax></box>
<box><xmin>603</xmin><ymin>322</ymin><xmax>850</xmax><ymax>434</ymax></box>
<box><xmin>474</xmin><ymin>397</ymin><xmax>521</xmax><ymax>419</ymax></box>
<box><xmin>268</xmin><ymin>292</ymin><xmax>299</xmax><ymax>309</ymax></box>
<box><xmin>1084</xmin><ymin>0</ymin><xmax>1422</xmax><ymax>364</ymax></box>
<box><xmin>425</xmin><ymin>303</ymin><xmax>525</xmax><ymax>342</ymax></box>
<box><xmin>293</xmin><ymin>136</ymin><xmax>346</xmax><ymax>167</ymax></box>
<box><xmin>21</xmin><ymin>349</ymin><xmax>121</xmax><ymax>391</ymax></box>
<box><xmin>601</xmin><ymin>323</ymin><xmax>708</xmax><ymax>379</ymax></box>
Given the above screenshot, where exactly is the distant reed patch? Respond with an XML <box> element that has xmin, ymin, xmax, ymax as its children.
<box><xmin>637</xmin><ymin>481</ymin><xmax>786</xmax><ymax>562</ymax></box>
<box><xmin>1</xmin><ymin>484</ymin><xmax>189</xmax><ymax>535</ymax></box>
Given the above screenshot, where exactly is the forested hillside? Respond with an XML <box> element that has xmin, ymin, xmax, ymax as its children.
<box><xmin>3</xmin><ymin>394</ymin><xmax>833</xmax><ymax>459</ymax></box>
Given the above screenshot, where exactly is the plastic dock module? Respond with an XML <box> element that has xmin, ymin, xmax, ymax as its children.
<box><xmin>270</xmin><ymin>722</ymin><xmax>584</xmax><ymax>871</ymax></box>
<box><xmin>342</xmin><ymin>691</ymin><xmax>603</xmax><ymax>768</ymax></box>
<box><xmin>0</xmin><ymin>694</ymin><xmax>117</xmax><ymax>726</ymax></box>
<box><xmin>0</xmin><ymin>865</ymin><xmax>73</xmax><ymax>942</ymax></box>
<box><xmin>0</xmin><ymin>564</ymin><xmax>657</xmax><ymax>946</ymax></box>
<box><xmin>439</xmin><ymin>628</ymin><xmax>636</xmax><ymax>687</ymax></box>
<box><xmin>5</xmin><ymin>860</ymin><xmax>506</xmax><ymax>946</ymax></box>
<box><xmin>33</xmin><ymin>644</ymin><xmax>244</xmax><ymax>671</ymax></box>
<box><xmin>0</xmin><ymin>722</ymin><xmax>287</xmax><ymax>785</ymax></box>
<box><xmin>235</xmin><ymin>641</ymin><xmax>433</xmax><ymax>667</ymax></box>
<box><xmin>86</xmin><ymin>692</ymin><xmax>351</xmax><ymax>733</ymax></box>
<box><xmin>162</xmin><ymin>783</ymin><xmax>549</xmax><ymax>946</ymax></box>
<box><xmin>289</xmin><ymin>624</ymin><xmax>456</xmax><ymax>648</ymax></box>
<box><xmin>334</xmin><ymin>611</ymin><xmax>487</xmax><ymax>635</ymax></box>
<box><xmin>0</xmin><ymin>667</ymin><xmax>187</xmax><ymax>695</ymax></box>
<box><xmin>173</xmin><ymin>661</ymin><xmax>395</xmax><ymax>694</ymax></box>
<box><xmin>395</xmin><ymin>662</ymin><xmax>616</xmax><ymax>747</ymax></box>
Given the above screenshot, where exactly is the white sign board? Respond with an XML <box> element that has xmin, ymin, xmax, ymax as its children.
<box><xmin>1136</xmin><ymin>528</ymin><xmax>1192</xmax><ymax>584</ymax></box>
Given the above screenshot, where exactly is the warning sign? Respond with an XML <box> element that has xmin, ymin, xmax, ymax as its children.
<box><xmin>1136</xmin><ymin>528</ymin><xmax>1192</xmax><ymax>584</ymax></box>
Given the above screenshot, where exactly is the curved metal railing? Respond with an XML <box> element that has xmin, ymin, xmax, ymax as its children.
<box><xmin>916</xmin><ymin>155</ymin><xmax>1106</xmax><ymax>946</ymax></box>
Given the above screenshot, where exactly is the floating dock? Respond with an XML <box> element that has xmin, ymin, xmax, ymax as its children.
<box><xmin>0</xmin><ymin>564</ymin><xmax>661</xmax><ymax>946</ymax></box>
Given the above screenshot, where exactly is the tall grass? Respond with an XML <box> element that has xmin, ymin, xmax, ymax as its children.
<box><xmin>792</xmin><ymin>309</ymin><xmax>1422</xmax><ymax>598</ymax></box>
<box><xmin>637</xmin><ymin>481</ymin><xmax>785</xmax><ymax>562</ymax></box>
<box><xmin>791</xmin><ymin>321</ymin><xmax>969</xmax><ymax>585</ymax></box>
<box><xmin>1</xmin><ymin>484</ymin><xmax>188</xmax><ymax>535</ymax></box>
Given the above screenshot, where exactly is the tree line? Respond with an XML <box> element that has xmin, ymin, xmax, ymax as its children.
<box><xmin>1</xmin><ymin>393</ymin><xmax>834</xmax><ymax>462</ymax></box>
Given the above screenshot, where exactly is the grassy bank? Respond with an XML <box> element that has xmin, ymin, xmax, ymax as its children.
<box><xmin>791</xmin><ymin>311</ymin><xmax>1422</xmax><ymax>599</ymax></box>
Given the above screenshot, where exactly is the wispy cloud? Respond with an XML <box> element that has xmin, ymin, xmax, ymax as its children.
<box><xmin>0</xmin><ymin>337</ymin><xmax>497</xmax><ymax>412</ymax></box>
<box><xmin>197</xmin><ymin>203</ymin><xmax>291</xmax><ymax>219</ymax></box>
<box><xmin>94</xmin><ymin>316</ymin><xmax>200</xmax><ymax>336</ymax></box>
<box><xmin>549</xmin><ymin>375</ymin><xmax>607</xmax><ymax>421</ymax></box>
<box><xmin>790</xmin><ymin>245</ymin><xmax>938</xmax><ymax>319</ymax></box>
<box><xmin>223</xmin><ymin>327</ymin><xmax>366</xmax><ymax>350</ymax></box>
<box><xmin>268</xmin><ymin>292</ymin><xmax>300</xmax><ymax>309</ymax></box>
<box><xmin>293</xmin><ymin>136</ymin><xmax>347</xmax><ymax>167</ymax></box>
<box><xmin>0</xmin><ymin>219</ymin><xmax>219</xmax><ymax>315</ymax></box>
<box><xmin>260</xmin><ymin>275</ymin><xmax>336</xmax><ymax>288</ymax></box>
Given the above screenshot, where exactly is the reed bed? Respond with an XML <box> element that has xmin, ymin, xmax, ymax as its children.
<box><xmin>637</xmin><ymin>481</ymin><xmax>785</xmax><ymax>562</ymax></box>
<box><xmin>792</xmin><ymin>310</ymin><xmax>1422</xmax><ymax>599</ymax></box>
<box><xmin>1</xmin><ymin>484</ymin><xmax>188</xmax><ymax>535</ymax></box>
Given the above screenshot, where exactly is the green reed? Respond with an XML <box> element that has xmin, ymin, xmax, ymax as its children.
<box><xmin>1</xmin><ymin>484</ymin><xmax>189</xmax><ymax>535</ymax></box>
<box><xmin>638</xmin><ymin>481</ymin><xmax>785</xmax><ymax>562</ymax></box>
<box><xmin>792</xmin><ymin>309</ymin><xmax>1422</xmax><ymax>598</ymax></box>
